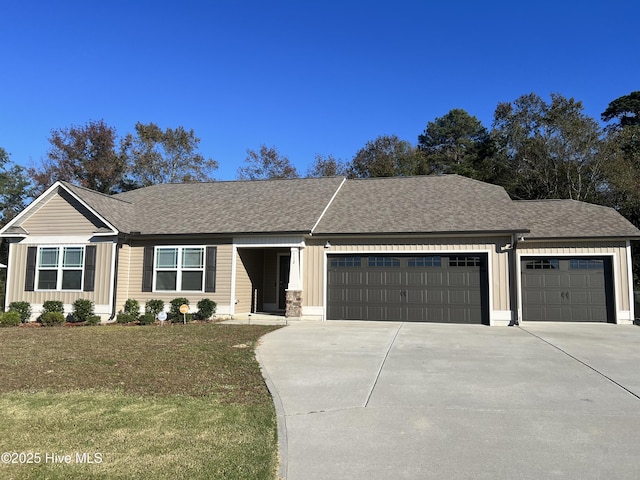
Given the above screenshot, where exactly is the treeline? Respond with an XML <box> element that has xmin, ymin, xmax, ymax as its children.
<box><xmin>0</xmin><ymin>91</ymin><xmax>639</xmax><ymax>232</ymax></box>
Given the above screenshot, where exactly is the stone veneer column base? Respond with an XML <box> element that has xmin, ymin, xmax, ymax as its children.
<box><xmin>285</xmin><ymin>290</ymin><xmax>302</xmax><ymax>317</ymax></box>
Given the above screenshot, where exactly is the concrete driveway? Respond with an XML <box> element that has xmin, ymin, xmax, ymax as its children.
<box><xmin>256</xmin><ymin>322</ymin><xmax>640</xmax><ymax>480</ymax></box>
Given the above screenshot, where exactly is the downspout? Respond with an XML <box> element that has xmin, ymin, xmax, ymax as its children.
<box><xmin>509</xmin><ymin>232</ymin><xmax>520</xmax><ymax>326</ymax></box>
<box><xmin>109</xmin><ymin>240</ymin><xmax>122</xmax><ymax>322</ymax></box>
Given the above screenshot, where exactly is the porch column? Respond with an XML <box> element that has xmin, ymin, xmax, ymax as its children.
<box><xmin>286</xmin><ymin>247</ymin><xmax>303</xmax><ymax>317</ymax></box>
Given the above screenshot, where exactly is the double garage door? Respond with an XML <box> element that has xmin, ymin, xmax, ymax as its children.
<box><xmin>327</xmin><ymin>254</ymin><xmax>489</xmax><ymax>323</ymax></box>
<box><xmin>521</xmin><ymin>257</ymin><xmax>614</xmax><ymax>322</ymax></box>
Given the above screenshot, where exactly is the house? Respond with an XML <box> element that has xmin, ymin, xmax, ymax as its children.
<box><xmin>1</xmin><ymin>175</ymin><xmax>638</xmax><ymax>325</ymax></box>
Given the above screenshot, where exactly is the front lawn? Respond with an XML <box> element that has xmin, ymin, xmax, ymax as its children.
<box><xmin>0</xmin><ymin>324</ymin><xmax>282</xmax><ymax>479</ymax></box>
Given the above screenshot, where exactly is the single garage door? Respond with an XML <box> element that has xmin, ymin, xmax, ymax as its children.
<box><xmin>327</xmin><ymin>254</ymin><xmax>488</xmax><ymax>323</ymax></box>
<box><xmin>521</xmin><ymin>257</ymin><xmax>614</xmax><ymax>322</ymax></box>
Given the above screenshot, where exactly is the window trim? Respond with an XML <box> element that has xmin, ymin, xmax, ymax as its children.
<box><xmin>34</xmin><ymin>245</ymin><xmax>85</xmax><ymax>292</ymax></box>
<box><xmin>153</xmin><ymin>245</ymin><xmax>206</xmax><ymax>293</ymax></box>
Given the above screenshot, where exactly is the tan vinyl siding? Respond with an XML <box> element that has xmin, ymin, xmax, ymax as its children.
<box><xmin>234</xmin><ymin>250</ymin><xmax>254</xmax><ymax>313</ymax></box>
<box><xmin>118</xmin><ymin>241</ymin><xmax>233</xmax><ymax>312</ymax></box>
<box><xmin>21</xmin><ymin>190</ymin><xmax>107</xmax><ymax>235</ymax></box>
<box><xmin>304</xmin><ymin>236</ymin><xmax>512</xmax><ymax>312</ymax></box>
<box><xmin>516</xmin><ymin>240</ymin><xmax>630</xmax><ymax>311</ymax></box>
<box><xmin>7</xmin><ymin>241</ymin><xmax>113</xmax><ymax>306</ymax></box>
<box><xmin>114</xmin><ymin>243</ymin><xmax>132</xmax><ymax>312</ymax></box>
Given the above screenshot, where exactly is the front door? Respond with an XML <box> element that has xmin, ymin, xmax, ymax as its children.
<box><xmin>278</xmin><ymin>255</ymin><xmax>290</xmax><ymax>310</ymax></box>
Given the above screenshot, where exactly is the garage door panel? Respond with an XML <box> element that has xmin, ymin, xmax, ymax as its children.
<box><xmin>543</xmin><ymin>275</ymin><xmax>561</xmax><ymax>287</ymax></box>
<box><xmin>448</xmin><ymin>289</ymin><xmax>468</xmax><ymax>305</ymax></box>
<box><xmin>406</xmin><ymin>289</ymin><xmax>425</xmax><ymax>303</ymax></box>
<box><xmin>589</xmin><ymin>291</ymin><xmax>606</xmax><ymax>304</ymax></box>
<box><xmin>426</xmin><ymin>289</ymin><xmax>444</xmax><ymax>303</ymax></box>
<box><xmin>406</xmin><ymin>272</ymin><xmax>424</xmax><ymax>286</ymax></box>
<box><xmin>521</xmin><ymin>257</ymin><xmax>613</xmax><ymax>323</ymax></box>
<box><xmin>327</xmin><ymin>254</ymin><xmax>488</xmax><ymax>323</ymax></box>
<box><xmin>447</xmin><ymin>272</ymin><xmax>466</xmax><ymax>286</ymax></box>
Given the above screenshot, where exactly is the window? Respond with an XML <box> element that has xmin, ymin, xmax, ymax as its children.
<box><xmin>408</xmin><ymin>256</ymin><xmax>441</xmax><ymax>267</ymax></box>
<box><xmin>330</xmin><ymin>256</ymin><xmax>362</xmax><ymax>267</ymax></box>
<box><xmin>37</xmin><ymin>246</ymin><xmax>84</xmax><ymax>290</ymax></box>
<box><xmin>569</xmin><ymin>259</ymin><xmax>604</xmax><ymax>270</ymax></box>
<box><xmin>155</xmin><ymin>247</ymin><xmax>205</xmax><ymax>291</ymax></box>
<box><xmin>525</xmin><ymin>259</ymin><xmax>559</xmax><ymax>270</ymax></box>
<box><xmin>449</xmin><ymin>256</ymin><xmax>481</xmax><ymax>267</ymax></box>
<box><xmin>368</xmin><ymin>257</ymin><xmax>401</xmax><ymax>267</ymax></box>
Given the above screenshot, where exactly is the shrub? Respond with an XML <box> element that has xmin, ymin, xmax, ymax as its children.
<box><xmin>8</xmin><ymin>301</ymin><xmax>31</xmax><ymax>323</ymax></box>
<box><xmin>171</xmin><ymin>313</ymin><xmax>193</xmax><ymax>324</ymax></box>
<box><xmin>138</xmin><ymin>313</ymin><xmax>156</xmax><ymax>325</ymax></box>
<box><xmin>124</xmin><ymin>299</ymin><xmax>140</xmax><ymax>319</ymax></box>
<box><xmin>86</xmin><ymin>315</ymin><xmax>101</xmax><ymax>326</ymax></box>
<box><xmin>71</xmin><ymin>299</ymin><xmax>95</xmax><ymax>323</ymax></box>
<box><xmin>42</xmin><ymin>300</ymin><xmax>64</xmax><ymax>315</ymax></box>
<box><xmin>170</xmin><ymin>298</ymin><xmax>189</xmax><ymax>317</ymax></box>
<box><xmin>145</xmin><ymin>299</ymin><xmax>165</xmax><ymax>317</ymax></box>
<box><xmin>40</xmin><ymin>312</ymin><xmax>65</xmax><ymax>327</ymax></box>
<box><xmin>116</xmin><ymin>313</ymin><xmax>135</xmax><ymax>324</ymax></box>
<box><xmin>0</xmin><ymin>311</ymin><xmax>22</xmax><ymax>327</ymax></box>
<box><xmin>196</xmin><ymin>298</ymin><xmax>217</xmax><ymax>320</ymax></box>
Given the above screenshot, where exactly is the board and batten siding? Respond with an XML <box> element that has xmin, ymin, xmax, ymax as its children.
<box><xmin>7</xmin><ymin>241</ymin><xmax>113</xmax><ymax>307</ymax></box>
<box><xmin>303</xmin><ymin>236</ymin><xmax>512</xmax><ymax>315</ymax></box>
<box><xmin>117</xmin><ymin>241</ymin><xmax>233</xmax><ymax>313</ymax></box>
<box><xmin>21</xmin><ymin>189</ymin><xmax>108</xmax><ymax>235</ymax></box>
<box><xmin>516</xmin><ymin>240</ymin><xmax>631</xmax><ymax>312</ymax></box>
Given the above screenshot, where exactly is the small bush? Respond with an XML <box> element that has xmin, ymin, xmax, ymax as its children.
<box><xmin>171</xmin><ymin>312</ymin><xmax>193</xmax><ymax>324</ymax></box>
<box><xmin>145</xmin><ymin>299</ymin><xmax>165</xmax><ymax>317</ymax></box>
<box><xmin>116</xmin><ymin>313</ymin><xmax>135</xmax><ymax>324</ymax></box>
<box><xmin>42</xmin><ymin>300</ymin><xmax>64</xmax><ymax>315</ymax></box>
<box><xmin>196</xmin><ymin>298</ymin><xmax>217</xmax><ymax>320</ymax></box>
<box><xmin>124</xmin><ymin>299</ymin><xmax>140</xmax><ymax>319</ymax></box>
<box><xmin>40</xmin><ymin>312</ymin><xmax>65</xmax><ymax>327</ymax></box>
<box><xmin>8</xmin><ymin>301</ymin><xmax>32</xmax><ymax>323</ymax></box>
<box><xmin>71</xmin><ymin>299</ymin><xmax>95</xmax><ymax>323</ymax></box>
<box><xmin>86</xmin><ymin>315</ymin><xmax>101</xmax><ymax>326</ymax></box>
<box><xmin>170</xmin><ymin>298</ymin><xmax>189</xmax><ymax>317</ymax></box>
<box><xmin>0</xmin><ymin>311</ymin><xmax>23</xmax><ymax>327</ymax></box>
<box><xmin>137</xmin><ymin>313</ymin><xmax>155</xmax><ymax>325</ymax></box>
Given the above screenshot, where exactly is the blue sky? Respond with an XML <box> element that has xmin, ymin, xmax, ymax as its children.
<box><xmin>1</xmin><ymin>0</ymin><xmax>638</xmax><ymax>180</ymax></box>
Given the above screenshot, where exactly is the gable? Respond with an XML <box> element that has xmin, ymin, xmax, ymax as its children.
<box><xmin>21</xmin><ymin>188</ymin><xmax>110</xmax><ymax>236</ymax></box>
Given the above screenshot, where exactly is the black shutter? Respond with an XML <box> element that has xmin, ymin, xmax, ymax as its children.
<box><xmin>142</xmin><ymin>246</ymin><xmax>154</xmax><ymax>292</ymax></box>
<box><xmin>205</xmin><ymin>246</ymin><xmax>217</xmax><ymax>293</ymax></box>
<box><xmin>83</xmin><ymin>245</ymin><xmax>97</xmax><ymax>292</ymax></box>
<box><xmin>25</xmin><ymin>246</ymin><xmax>37</xmax><ymax>291</ymax></box>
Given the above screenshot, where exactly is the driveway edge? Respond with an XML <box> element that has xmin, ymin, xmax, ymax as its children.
<box><xmin>256</xmin><ymin>341</ymin><xmax>288</xmax><ymax>480</ymax></box>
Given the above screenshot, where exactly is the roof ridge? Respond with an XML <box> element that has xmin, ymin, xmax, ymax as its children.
<box><xmin>61</xmin><ymin>181</ymin><xmax>133</xmax><ymax>205</ymax></box>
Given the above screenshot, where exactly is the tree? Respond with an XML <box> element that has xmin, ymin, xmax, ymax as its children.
<box><xmin>0</xmin><ymin>147</ymin><xmax>32</xmax><ymax>227</ymax></box>
<box><xmin>602</xmin><ymin>91</ymin><xmax>640</xmax><ymax>128</ymax></box>
<box><xmin>418</xmin><ymin>108</ymin><xmax>499</xmax><ymax>180</ymax></box>
<box><xmin>29</xmin><ymin>119</ymin><xmax>128</xmax><ymax>194</ymax></box>
<box><xmin>601</xmin><ymin>126</ymin><xmax>640</xmax><ymax>223</ymax></box>
<box><xmin>491</xmin><ymin>93</ymin><xmax>604</xmax><ymax>202</ymax></box>
<box><xmin>237</xmin><ymin>145</ymin><xmax>299</xmax><ymax>180</ymax></box>
<box><xmin>125</xmin><ymin>122</ymin><xmax>218</xmax><ymax>187</ymax></box>
<box><xmin>306</xmin><ymin>154</ymin><xmax>348</xmax><ymax>177</ymax></box>
<box><xmin>348</xmin><ymin>135</ymin><xmax>422</xmax><ymax>178</ymax></box>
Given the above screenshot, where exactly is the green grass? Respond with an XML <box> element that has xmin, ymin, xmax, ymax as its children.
<box><xmin>0</xmin><ymin>324</ymin><xmax>282</xmax><ymax>479</ymax></box>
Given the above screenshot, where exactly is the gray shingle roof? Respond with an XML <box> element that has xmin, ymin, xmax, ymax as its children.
<box><xmin>512</xmin><ymin>200</ymin><xmax>640</xmax><ymax>239</ymax></box>
<box><xmin>44</xmin><ymin>176</ymin><xmax>639</xmax><ymax>239</ymax></box>
<box><xmin>312</xmin><ymin>175</ymin><xmax>528</xmax><ymax>235</ymax></box>
<box><xmin>112</xmin><ymin>177</ymin><xmax>346</xmax><ymax>235</ymax></box>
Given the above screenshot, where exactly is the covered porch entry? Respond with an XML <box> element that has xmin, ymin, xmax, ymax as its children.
<box><xmin>233</xmin><ymin>241</ymin><xmax>303</xmax><ymax>317</ymax></box>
